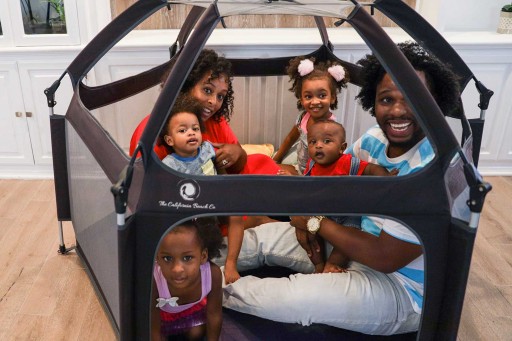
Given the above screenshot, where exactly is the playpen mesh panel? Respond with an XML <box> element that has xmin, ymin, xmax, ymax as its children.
<box><xmin>66</xmin><ymin>121</ymin><xmax>121</xmax><ymax>326</ymax></box>
<box><xmin>445</xmin><ymin>136</ymin><xmax>473</xmax><ymax>222</ymax></box>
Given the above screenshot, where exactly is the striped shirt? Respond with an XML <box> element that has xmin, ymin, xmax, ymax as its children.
<box><xmin>346</xmin><ymin>125</ymin><xmax>433</xmax><ymax>313</ymax></box>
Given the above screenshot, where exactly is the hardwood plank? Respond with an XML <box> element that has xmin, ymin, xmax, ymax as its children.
<box><xmin>18</xmin><ymin>255</ymin><xmax>75</xmax><ymax>317</ymax></box>
<box><xmin>77</xmin><ymin>290</ymin><xmax>117</xmax><ymax>341</ymax></box>
<box><xmin>5</xmin><ymin>314</ymin><xmax>50</xmax><ymax>341</ymax></box>
<box><xmin>40</xmin><ymin>269</ymin><xmax>94</xmax><ymax>341</ymax></box>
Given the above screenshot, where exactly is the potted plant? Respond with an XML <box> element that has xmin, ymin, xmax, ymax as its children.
<box><xmin>498</xmin><ymin>3</ymin><xmax>512</xmax><ymax>34</ymax></box>
<box><xmin>45</xmin><ymin>0</ymin><xmax>66</xmax><ymax>33</ymax></box>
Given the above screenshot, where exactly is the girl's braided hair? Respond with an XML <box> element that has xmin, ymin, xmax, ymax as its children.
<box><xmin>355</xmin><ymin>41</ymin><xmax>461</xmax><ymax>117</ymax></box>
<box><xmin>287</xmin><ymin>56</ymin><xmax>349</xmax><ymax>111</ymax></box>
<box><xmin>172</xmin><ymin>217</ymin><xmax>224</xmax><ymax>260</ymax></box>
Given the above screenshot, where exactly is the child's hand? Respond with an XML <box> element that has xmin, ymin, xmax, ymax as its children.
<box><xmin>224</xmin><ymin>264</ymin><xmax>241</xmax><ymax>284</ymax></box>
<box><xmin>323</xmin><ymin>261</ymin><xmax>348</xmax><ymax>273</ymax></box>
<box><xmin>389</xmin><ymin>168</ymin><xmax>399</xmax><ymax>176</ymax></box>
<box><xmin>277</xmin><ymin>164</ymin><xmax>299</xmax><ymax>175</ymax></box>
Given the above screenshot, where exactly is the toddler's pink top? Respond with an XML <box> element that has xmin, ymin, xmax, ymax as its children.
<box><xmin>153</xmin><ymin>262</ymin><xmax>211</xmax><ymax>313</ymax></box>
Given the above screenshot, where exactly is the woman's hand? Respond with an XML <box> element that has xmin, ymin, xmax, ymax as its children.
<box><xmin>211</xmin><ymin>142</ymin><xmax>247</xmax><ymax>173</ymax></box>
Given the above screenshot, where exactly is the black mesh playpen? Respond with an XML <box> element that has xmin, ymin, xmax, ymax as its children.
<box><xmin>46</xmin><ymin>0</ymin><xmax>493</xmax><ymax>340</ymax></box>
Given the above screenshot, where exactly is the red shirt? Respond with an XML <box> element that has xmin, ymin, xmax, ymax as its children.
<box><xmin>304</xmin><ymin>154</ymin><xmax>367</xmax><ymax>176</ymax></box>
<box><xmin>129</xmin><ymin>115</ymin><xmax>280</xmax><ymax>175</ymax></box>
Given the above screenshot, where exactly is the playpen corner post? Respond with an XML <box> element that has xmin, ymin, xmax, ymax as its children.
<box><xmin>470</xmin><ymin>79</ymin><xmax>494</xmax><ymax>167</ymax></box>
<box><xmin>436</xmin><ymin>219</ymin><xmax>477</xmax><ymax>339</ymax></box>
<box><xmin>111</xmin><ymin>165</ymin><xmax>137</xmax><ymax>339</ymax></box>
<box><xmin>48</xmin><ymin>87</ymin><xmax>75</xmax><ymax>254</ymax></box>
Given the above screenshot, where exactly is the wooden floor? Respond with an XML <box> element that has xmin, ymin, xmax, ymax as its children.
<box><xmin>0</xmin><ymin>177</ymin><xmax>511</xmax><ymax>340</ymax></box>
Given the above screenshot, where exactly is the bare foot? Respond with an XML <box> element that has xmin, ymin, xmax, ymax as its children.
<box><xmin>314</xmin><ymin>262</ymin><xmax>325</xmax><ymax>274</ymax></box>
<box><xmin>277</xmin><ymin>164</ymin><xmax>299</xmax><ymax>175</ymax></box>
<box><xmin>323</xmin><ymin>262</ymin><xmax>348</xmax><ymax>273</ymax></box>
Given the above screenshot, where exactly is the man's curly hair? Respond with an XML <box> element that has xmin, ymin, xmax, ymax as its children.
<box><xmin>355</xmin><ymin>41</ymin><xmax>461</xmax><ymax>117</ymax></box>
<box><xmin>162</xmin><ymin>49</ymin><xmax>235</xmax><ymax>122</ymax></box>
<box><xmin>171</xmin><ymin>217</ymin><xmax>224</xmax><ymax>260</ymax></box>
<box><xmin>287</xmin><ymin>56</ymin><xmax>349</xmax><ymax>111</ymax></box>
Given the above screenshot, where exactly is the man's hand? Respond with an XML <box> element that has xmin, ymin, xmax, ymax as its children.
<box><xmin>292</xmin><ymin>216</ymin><xmax>321</xmax><ymax>260</ymax></box>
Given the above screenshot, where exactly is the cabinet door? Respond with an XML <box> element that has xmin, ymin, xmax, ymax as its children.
<box><xmin>8</xmin><ymin>0</ymin><xmax>80</xmax><ymax>46</ymax></box>
<box><xmin>17</xmin><ymin>60</ymin><xmax>74</xmax><ymax>165</ymax></box>
<box><xmin>0</xmin><ymin>61</ymin><xmax>34</xmax><ymax>165</ymax></box>
<box><xmin>0</xmin><ymin>1</ymin><xmax>14</xmax><ymax>47</ymax></box>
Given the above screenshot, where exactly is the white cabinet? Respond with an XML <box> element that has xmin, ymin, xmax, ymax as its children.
<box><xmin>0</xmin><ymin>62</ymin><xmax>32</xmax><ymax>165</ymax></box>
<box><xmin>0</xmin><ymin>0</ymin><xmax>104</xmax><ymax>178</ymax></box>
<box><xmin>0</xmin><ymin>0</ymin><xmax>80</xmax><ymax>47</ymax></box>
<box><xmin>0</xmin><ymin>56</ymin><xmax>75</xmax><ymax>177</ymax></box>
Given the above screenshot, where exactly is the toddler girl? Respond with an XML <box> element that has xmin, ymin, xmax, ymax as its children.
<box><xmin>273</xmin><ymin>56</ymin><xmax>349</xmax><ymax>175</ymax></box>
<box><xmin>152</xmin><ymin>217</ymin><xmax>223</xmax><ymax>340</ymax></box>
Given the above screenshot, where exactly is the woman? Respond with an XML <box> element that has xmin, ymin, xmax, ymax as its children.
<box><xmin>129</xmin><ymin>49</ymin><xmax>280</xmax><ymax>175</ymax></box>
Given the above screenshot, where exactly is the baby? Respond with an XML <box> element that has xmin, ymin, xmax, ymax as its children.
<box><xmin>304</xmin><ymin>119</ymin><xmax>397</xmax><ymax>273</ymax></box>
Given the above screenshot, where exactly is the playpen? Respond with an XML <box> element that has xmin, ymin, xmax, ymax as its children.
<box><xmin>46</xmin><ymin>0</ymin><xmax>493</xmax><ymax>339</ymax></box>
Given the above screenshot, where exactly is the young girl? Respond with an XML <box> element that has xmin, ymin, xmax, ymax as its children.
<box><xmin>273</xmin><ymin>56</ymin><xmax>349</xmax><ymax>175</ymax></box>
<box><xmin>152</xmin><ymin>217</ymin><xmax>223</xmax><ymax>341</ymax></box>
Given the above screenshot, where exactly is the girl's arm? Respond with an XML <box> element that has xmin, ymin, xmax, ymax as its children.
<box><xmin>151</xmin><ymin>281</ymin><xmax>163</xmax><ymax>341</ymax></box>
<box><xmin>224</xmin><ymin>216</ymin><xmax>245</xmax><ymax>284</ymax></box>
<box><xmin>291</xmin><ymin>216</ymin><xmax>422</xmax><ymax>273</ymax></box>
<box><xmin>273</xmin><ymin>126</ymin><xmax>300</xmax><ymax>163</ymax></box>
<box><xmin>206</xmin><ymin>263</ymin><xmax>223</xmax><ymax>341</ymax></box>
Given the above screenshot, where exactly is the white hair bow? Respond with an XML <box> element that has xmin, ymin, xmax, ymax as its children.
<box><xmin>156</xmin><ymin>297</ymin><xmax>179</xmax><ymax>308</ymax></box>
<box><xmin>298</xmin><ymin>59</ymin><xmax>315</xmax><ymax>76</ymax></box>
<box><xmin>328</xmin><ymin>65</ymin><xmax>346</xmax><ymax>82</ymax></box>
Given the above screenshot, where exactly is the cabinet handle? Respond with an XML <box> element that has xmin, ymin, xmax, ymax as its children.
<box><xmin>26</xmin><ymin>112</ymin><xmax>33</xmax><ymax>118</ymax></box>
<box><xmin>16</xmin><ymin>112</ymin><xmax>23</xmax><ymax>117</ymax></box>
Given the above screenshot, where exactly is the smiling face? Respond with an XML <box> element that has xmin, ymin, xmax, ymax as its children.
<box><xmin>301</xmin><ymin>77</ymin><xmax>336</xmax><ymax>121</ymax></box>
<box><xmin>164</xmin><ymin>112</ymin><xmax>202</xmax><ymax>158</ymax></box>
<box><xmin>307</xmin><ymin>121</ymin><xmax>347</xmax><ymax>166</ymax></box>
<box><xmin>189</xmin><ymin>71</ymin><xmax>229</xmax><ymax>122</ymax></box>
<box><xmin>375</xmin><ymin>72</ymin><xmax>427</xmax><ymax>158</ymax></box>
<box><xmin>156</xmin><ymin>227</ymin><xmax>207</xmax><ymax>294</ymax></box>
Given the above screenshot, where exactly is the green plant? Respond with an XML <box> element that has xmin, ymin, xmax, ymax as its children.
<box><xmin>502</xmin><ymin>3</ymin><xmax>512</xmax><ymax>12</ymax></box>
<box><xmin>45</xmin><ymin>0</ymin><xmax>65</xmax><ymax>22</ymax></box>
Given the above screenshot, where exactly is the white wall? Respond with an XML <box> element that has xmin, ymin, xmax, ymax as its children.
<box><xmin>419</xmin><ymin>0</ymin><xmax>508</xmax><ymax>32</ymax></box>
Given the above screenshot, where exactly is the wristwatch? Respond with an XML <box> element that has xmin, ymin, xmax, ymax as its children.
<box><xmin>307</xmin><ymin>216</ymin><xmax>326</xmax><ymax>235</ymax></box>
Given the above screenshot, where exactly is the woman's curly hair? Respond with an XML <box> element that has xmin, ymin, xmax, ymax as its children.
<box><xmin>287</xmin><ymin>56</ymin><xmax>349</xmax><ymax>111</ymax></box>
<box><xmin>171</xmin><ymin>217</ymin><xmax>225</xmax><ymax>260</ymax></box>
<box><xmin>355</xmin><ymin>41</ymin><xmax>461</xmax><ymax>117</ymax></box>
<box><xmin>161</xmin><ymin>49</ymin><xmax>235</xmax><ymax>122</ymax></box>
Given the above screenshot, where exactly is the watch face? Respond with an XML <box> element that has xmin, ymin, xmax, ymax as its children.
<box><xmin>307</xmin><ymin>217</ymin><xmax>320</xmax><ymax>233</ymax></box>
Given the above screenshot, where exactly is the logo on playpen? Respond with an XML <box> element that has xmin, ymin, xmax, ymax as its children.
<box><xmin>157</xmin><ymin>180</ymin><xmax>217</xmax><ymax>210</ymax></box>
<box><xmin>178</xmin><ymin>179</ymin><xmax>201</xmax><ymax>201</ymax></box>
